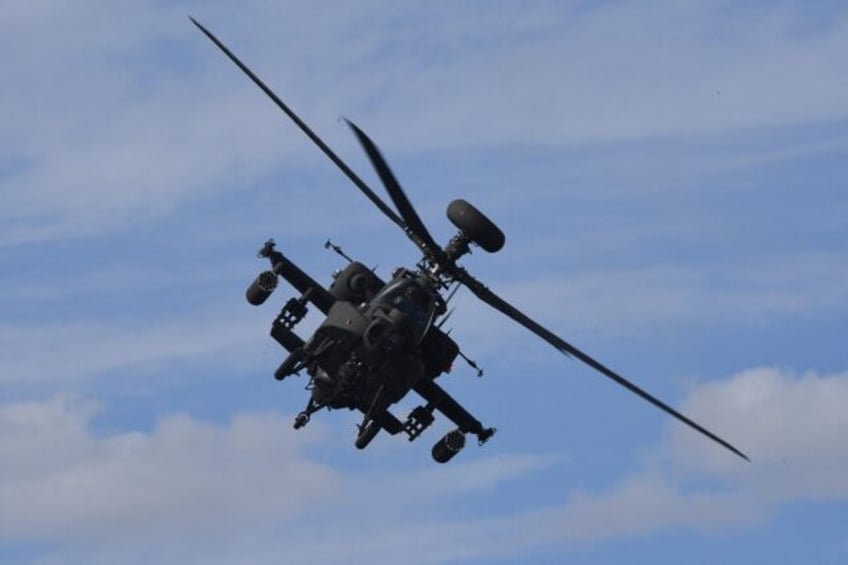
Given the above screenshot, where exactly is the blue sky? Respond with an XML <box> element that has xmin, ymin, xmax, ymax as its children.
<box><xmin>2</xmin><ymin>1</ymin><xmax>847</xmax><ymax>563</ymax></box>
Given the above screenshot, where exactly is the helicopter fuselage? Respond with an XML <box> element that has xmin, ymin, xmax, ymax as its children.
<box><xmin>251</xmin><ymin>242</ymin><xmax>488</xmax><ymax>461</ymax></box>
<box><xmin>194</xmin><ymin>16</ymin><xmax>749</xmax><ymax>464</ymax></box>
<box><xmin>305</xmin><ymin>272</ymin><xmax>442</xmax><ymax>409</ymax></box>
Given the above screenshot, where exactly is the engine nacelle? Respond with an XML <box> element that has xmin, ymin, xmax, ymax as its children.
<box><xmin>329</xmin><ymin>261</ymin><xmax>384</xmax><ymax>304</ymax></box>
<box><xmin>246</xmin><ymin>270</ymin><xmax>278</xmax><ymax>305</ymax></box>
<box><xmin>431</xmin><ymin>429</ymin><xmax>466</xmax><ymax>463</ymax></box>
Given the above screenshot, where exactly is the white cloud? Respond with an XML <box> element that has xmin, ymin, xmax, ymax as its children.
<box><xmin>481</xmin><ymin>478</ymin><xmax>764</xmax><ymax>554</ymax></box>
<box><xmin>2</xmin><ymin>2</ymin><xmax>847</xmax><ymax>559</ymax></box>
<box><xmin>3</xmin><ymin>1</ymin><xmax>847</xmax><ymax>242</ymax></box>
<box><xmin>0</xmin><ymin>2</ymin><xmax>301</xmax><ymax>243</ymax></box>
<box><xmin>0</xmin><ymin>394</ymin><xmax>555</xmax><ymax>564</ymax></box>
<box><xmin>341</xmin><ymin>1</ymin><xmax>848</xmax><ymax>149</ymax></box>
<box><xmin>0</xmin><ymin>395</ymin><xmax>337</xmax><ymax>546</ymax></box>
<box><xmin>0</xmin><ymin>309</ymin><xmax>261</xmax><ymax>385</ymax></box>
<box><xmin>444</xmin><ymin>251</ymin><xmax>848</xmax><ymax>357</ymax></box>
<box><xmin>3</xmin><ymin>368</ymin><xmax>846</xmax><ymax>563</ymax></box>
<box><xmin>669</xmin><ymin>367</ymin><xmax>848</xmax><ymax>499</ymax></box>
<box><xmin>517</xmin><ymin>367</ymin><xmax>848</xmax><ymax>548</ymax></box>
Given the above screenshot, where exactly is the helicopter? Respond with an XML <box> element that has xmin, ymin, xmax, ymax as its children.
<box><xmin>191</xmin><ymin>18</ymin><xmax>749</xmax><ymax>464</ymax></box>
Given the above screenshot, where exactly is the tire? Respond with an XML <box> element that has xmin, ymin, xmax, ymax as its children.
<box><xmin>446</xmin><ymin>199</ymin><xmax>505</xmax><ymax>252</ymax></box>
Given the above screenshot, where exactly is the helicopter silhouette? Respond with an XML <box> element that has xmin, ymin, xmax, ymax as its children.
<box><xmin>191</xmin><ymin>18</ymin><xmax>749</xmax><ymax>463</ymax></box>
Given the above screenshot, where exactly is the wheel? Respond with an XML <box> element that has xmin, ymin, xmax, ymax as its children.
<box><xmin>446</xmin><ymin>199</ymin><xmax>505</xmax><ymax>253</ymax></box>
<box><xmin>355</xmin><ymin>420</ymin><xmax>380</xmax><ymax>449</ymax></box>
<box><xmin>293</xmin><ymin>413</ymin><xmax>310</xmax><ymax>429</ymax></box>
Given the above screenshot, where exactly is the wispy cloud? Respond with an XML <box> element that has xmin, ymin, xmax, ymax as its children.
<box><xmin>2</xmin><ymin>3</ymin><xmax>846</xmax><ymax>563</ymax></box>
<box><xmin>501</xmin><ymin>367</ymin><xmax>848</xmax><ymax>552</ymax></box>
<box><xmin>446</xmin><ymin>251</ymin><xmax>848</xmax><ymax>355</ymax></box>
<box><xmin>0</xmin><ymin>396</ymin><xmax>338</xmax><ymax>545</ymax></box>
<box><xmin>0</xmin><ymin>394</ymin><xmax>554</xmax><ymax>564</ymax></box>
<box><xmin>3</xmin><ymin>2</ymin><xmax>847</xmax><ymax>242</ymax></box>
<box><xmin>3</xmin><ymin>367</ymin><xmax>845</xmax><ymax>564</ymax></box>
<box><xmin>0</xmin><ymin>309</ymin><xmax>262</xmax><ymax>386</ymax></box>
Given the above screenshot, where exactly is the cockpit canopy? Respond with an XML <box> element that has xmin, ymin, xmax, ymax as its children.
<box><xmin>372</xmin><ymin>276</ymin><xmax>439</xmax><ymax>342</ymax></box>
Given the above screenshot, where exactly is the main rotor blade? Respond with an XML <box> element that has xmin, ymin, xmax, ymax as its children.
<box><xmin>453</xmin><ymin>267</ymin><xmax>750</xmax><ymax>462</ymax></box>
<box><xmin>189</xmin><ymin>17</ymin><xmax>406</xmax><ymax>233</ymax></box>
<box><xmin>342</xmin><ymin>113</ymin><xmax>748</xmax><ymax>461</ymax></box>
<box><xmin>190</xmin><ymin>18</ymin><xmax>747</xmax><ymax>462</ymax></box>
<box><xmin>345</xmin><ymin>119</ymin><xmax>444</xmax><ymax>259</ymax></box>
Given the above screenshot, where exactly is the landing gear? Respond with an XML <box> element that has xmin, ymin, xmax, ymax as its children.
<box><xmin>353</xmin><ymin>384</ymin><xmax>386</xmax><ymax>450</ymax></box>
<box><xmin>293</xmin><ymin>412</ymin><xmax>310</xmax><ymax>429</ymax></box>
<box><xmin>293</xmin><ymin>398</ymin><xmax>321</xmax><ymax>430</ymax></box>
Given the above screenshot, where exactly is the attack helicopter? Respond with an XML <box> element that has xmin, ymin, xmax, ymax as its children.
<box><xmin>191</xmin><ymin>18</ymin><xmax>749</xmax><ymax>464</ymax></box>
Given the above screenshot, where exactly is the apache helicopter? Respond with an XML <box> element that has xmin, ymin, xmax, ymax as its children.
<box><xmin>191</xmin><ymin>18</ymin><xmax>749</xmax><ymax>464</ymax></box>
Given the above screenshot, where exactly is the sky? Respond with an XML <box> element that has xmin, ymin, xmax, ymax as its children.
<box><xmin>1</xmin><ymin>1</ymin><xmax>847</xmax><ymax>563</ymax></box>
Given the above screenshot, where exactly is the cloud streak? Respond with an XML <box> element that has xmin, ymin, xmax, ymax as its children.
<box><xmin>3</xmin><ymin>367</ymin><xmax>846</xmax><ymax>564</ymax></box>
<box><xmin>3</xmin><ymin>1</ymin><xmax>848</xmax><ymax>242</ymax></box>
<box><xmin>446</xmin><ymin>251</ymin><xmax>848</xmax><ymax>356</ymax></box>
<box><xmin>2</xmin><ymin>3</ymin><xmax>846</xmax><ymax>563</ymax></box>
<box><xmin>0</xmin><ymin>396</ymin><xmax>337</xmax><ymax>545</ymax></box>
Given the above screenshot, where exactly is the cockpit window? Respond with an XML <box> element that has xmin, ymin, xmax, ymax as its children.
<box><xmin>373</xmin><ymin>278</ymin><xmax>436</xmax><ymax>341</ymax></box>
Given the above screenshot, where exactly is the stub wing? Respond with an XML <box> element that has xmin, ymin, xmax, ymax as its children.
<box><xmin>413</xmin><ymin>379</ymin><xmax>495</xmax><ymax>444</ymax></box>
